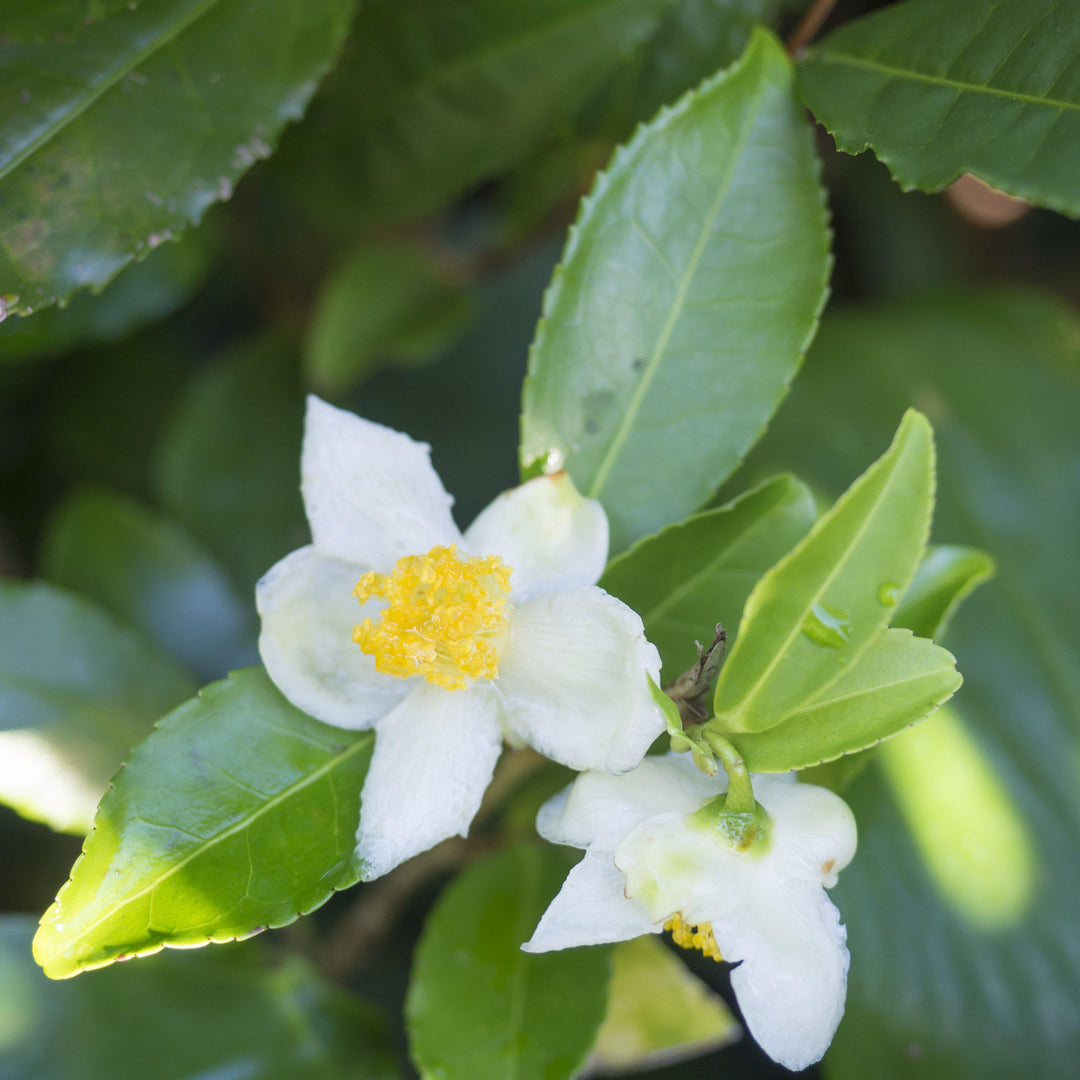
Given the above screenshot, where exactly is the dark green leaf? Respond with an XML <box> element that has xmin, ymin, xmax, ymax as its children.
<box><xmin>712</xmin><ymin>410</ymin><xmax>935</xmax><ymax>733</ymax></box>
<box><xmin>893</xmin><ymin>544</ymin><xmax>996</xmax><ymax>641</ymax></box>
<box><xmin>295</xmin><ymin>0</ymin><xmax>674</xmax><ymax>225</ymax></box>
<box><xmin>0</xmin><ymin>1</ymin><xmax>142</xmax><ymax>43</ymax></box>
<box><xmin>33</xmin><ymin>667</ymin><xmax>374</xmax><ymax>979</ymax></box>
<box><xmin>797</xmin><ymin>0</ymin><xmax>1080</xmax><ymax>216</ymax></box>
<box><xmin>0</xmin><ymin>0</ymin><xmax>354</xmax><ymax>315</ymax></box>
<box><xmin>521</xmin><ymin>29</ymin><xmax>830</xmax><ymax>552</ymax></box>
<box><xmin>406</xmin><ymin>843</ymin><xmax>612</xmax><ymax>1080</ymax></box>
<box><xmin>0</xmin><ymin>579</ymin><xmax>195</xmax><ymax>834</ymax></box>
<box><xmin>0</xmin><ymin>233</ymin><xmax>208</xmax><ymax>362</ymax></box>
<box><xmin>600</xmin><ymin>474</ymin><xmax>816</xmax><ymax>678</ymax></box>
<box><xmin>304</xmin><ymin>244</ymin><xmax>474</xmax><ymax>395</ymax></box>
<box><xmin>155</xmin><ymin>338</ymin><xmax>306</xmax><ymax>594</ymax></box>
<box><xmin>738</xmin><ymin>288</ymin><xmax>1080</xmax><ymax>1080</ymax></box>
<box><xmin>39</xmin><ymin>487</ymin><xmax>255</xmax><ymax>680</ymax></box>
<box><xmin>1</xmin><ymin>915</ymin><xmax>401</xmax><ymax>1079</ymax></box>
<box><xmin>731</xmin><ymin>628</ymin><xmax>960</xmax><ymax>772</ymax></box>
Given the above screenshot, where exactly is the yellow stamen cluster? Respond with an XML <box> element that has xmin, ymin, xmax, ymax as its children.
<box><xmin>665</xmin><ymin>913</ymin><xmax>723</xmax><ymax>962</ymax></box>
<box><xmin>352</xmin><ymin>545</ymin><xmax>513</xmax><ymax>690</ymax></box>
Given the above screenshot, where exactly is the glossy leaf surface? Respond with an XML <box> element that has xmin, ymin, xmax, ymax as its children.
<box><xmin>406</xmin><ymin>843</ymin><xmax>611</xmax><ymax>1080</ymax></box>
<box><xmin>0</xmin><ymin>0</ymin><xmax>354</xmax><ymax>314</ymax></box>
<box><xmin>600</xmin><ymin>474</ymin><xmax>816</xmax><ymax>678</ymax></box>
<box><xmin>1</xmin><ymin>916</ymin><xmax>400</xmax><ymax>1079</ymax></box>
<box><xmin>522</xmin><ymin>29</ymin><xmax>830</xmax><ymax>551</ymax></box>
<box><xmin>797</xmin><ymin>0</ymin><xmax>1080</xmax><ymax>216</ymax></box>
<box><xmin>34</xmin><ymin>668</ymin><xmax>374</xmax><ymax>979</ymax></box>
<box><xmin>0</xmin><ymin>579</ymin><xmax>195</xmax><ymax>834</ymax></box>
<box><xmin>893</xmin><ymin>544</ymin><xmax>996</xmax><ymax>641</ymax></box>
<box><xmin>713</xmin><ymin>409</ymin><xmax>935</xmax><ymax>732</ymax></box>
<box><xmin>732</xmin><ymin>628</ymin><xmax>960</xmax><ymax>772</ymax></box>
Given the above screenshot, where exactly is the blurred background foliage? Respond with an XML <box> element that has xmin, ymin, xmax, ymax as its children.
<box><xmin>1</xmin><ymin>0</ymin><xmax>1079</xmax><ymax>1077</ymax></box>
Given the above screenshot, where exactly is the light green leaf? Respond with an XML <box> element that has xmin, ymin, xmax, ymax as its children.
<box><xmin>296</xmin><ymin>0</ymin><xmax>674</xmax><ymax>225</ymax></box>
<box><xmin>738</xmin><ymin>288</ymin><xmax>1080</xmax><ymax>1080</ymax></box>
<box><xmin>304</xmin><ymin>244</ymin><xmax>474</xmax><ymax>395</ymax></box>
<box><xmin>39</xmin><ymin>487</ymin><xmax>255</xmax><ymax>681</ymax></box>
<box><xmin>589</xmin><ymin>935</ymin><xmax>739</xmax><ymax>1073</ymax></box>
<box><xmin>406</xmin><ymin>843</ymin><xmax>611</xmax><ymax>1080</ymax></box>
<box><xmin>521</xmin><ymin>28</ymin><xmax>830</xmax><ymax>552</ymax></box>
<box><xmin>894</xmin><ymin>544</ymin><xmax>996</xmax><ymax>641</ymax></box>
<box><xmin>585</xmin><ymin>0</ymin><xmax>788</xmax><ymax>138</ymax></box>
<box><xmin>0</xmin><ymin>579</ymin><xmax>195</xmax><ymax>834</ymax></box>
<box><xmin>600</xmin><ymin>474</ymin><xmax>816</xmax><ymax>678</ymax></box>
<box><xmin>1</xmin><ymin>915</ymin><xmax>401</xmax><ymax>1080</ymax></box>
<box><xmin>713</xmin><ymin>409</ymin><xmax>935</xmax><ymax>732</ymax></box>
<box><xmin>731</xmin><ymin>628</ymin><xmax>960</xmax><ymax>772</ymax></box>
<box><xmin>797</xmin><ymin>0</ymin><xmax>1080</xmax><ymax>216</ymax></box>
<box><xmin>0</xmin><ymin>0</ymin><xmax>354</xmax><ymax>315</ymax></box>
<box><xmin>155</xmin><ymin>338</ymin><xmax>307</xmax><ymax>594</ymax></box>
<box><xmin>0</xmin><ymin>1</ymin><xmax>142</xmax><ymax>43</ymax></box>
<box><xmin>33</xmin><ymin>667</ymin><xmax>373</xmax><ymax>979</ymax></box>
<box><xmin>0</xmin><ymin>234</ymin><xmax>208</xmax><ymax>363</ymax></box>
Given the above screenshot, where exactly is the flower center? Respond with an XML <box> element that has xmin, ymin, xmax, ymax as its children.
<box><xmin>352</xmin><ymin>544</ymin><xmax>513</xmax><ymax>690</ymax></box>
<box><xmin>664</xmin><ymin>913</ymin><xmax>723</xmax><ymax>962</ymax></box>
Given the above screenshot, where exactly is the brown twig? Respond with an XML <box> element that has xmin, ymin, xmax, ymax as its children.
<box><xmin>786</xmin><ymin>0</ymin><xmax>840</xmax><ymax>56</ymax></box>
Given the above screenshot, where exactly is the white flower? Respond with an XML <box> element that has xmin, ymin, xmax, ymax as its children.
<box><xmin>257</xmin><ymin>397</ymin><xmax>664</xmax><ymax>880</ymax></box>
<box><xmin>523</xmin><ymin>753</ymin><xmax>857</xmax><ymax>1072</ymax></box>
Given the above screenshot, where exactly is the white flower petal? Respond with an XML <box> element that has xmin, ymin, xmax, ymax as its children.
<box><xmin>497</xmin><ymin>587</ymin><xmax>664</xmax><ymax>773</ymax></box>
<box><xmin>522</xmin><ymin>850</ymin><xmax>659</xmax><ymax>953</ymax></box>
<box><xmin>538</xmin><ymin>754</ymin><xmax>721</xmax><ymax>851</ymax></box>
<box><xmin>755</xmin><ymin>776</ymin><xmax>858</xmax><ymax>887</ymax></box>
<box><xmin>302</xmin><ymin>397</ymin><xmax>462</xmax><ymax>570</ymax></box>
<box><xmin>356</xmin><ymin>683</ymin><xmax>503</xmax><ymax>880</ymax></box>
<box><xmin>256</xmin><ymin>546</ymin><xmax>408</xmax><ymax>730</ymax></box>
<box><xmin>464</xmin><ymin>473</ymin><xmax>608</xmax><ymax>599</ymax></box>
<box><xmin>721</xmin><ymin>880</ymin><xmax>849</xmax><ymax>1072</ymax></box>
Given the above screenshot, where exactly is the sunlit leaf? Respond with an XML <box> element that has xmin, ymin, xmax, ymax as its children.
<box><xmin>34</xmin><ymin>668</ymin><xmax>373</xmax><ymax>979</ymax></box>
<box><xmin>0</xmin><ymin>579</ymin><xmax>195</xmax><ymax>835</ymax></box>
<box><xmin>406</xmin><ymin>843</ymin><xmax>611</xmax><ymax>1080</ymax></box>
<box><xmin>521</xmin><ymin>29</ymin><xmax>830</xmax><ymax>551</ymax></box>
<box><xmin>713</xmin><ymin>410</ymin><xmax>935</xmax><ymax>733</ymax></box>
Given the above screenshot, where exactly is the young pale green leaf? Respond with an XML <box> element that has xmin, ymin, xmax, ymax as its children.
<box><xmin>0</xmin><ymin>1</ymin><xmax>142</xmax><ymax>43</ymax></box>
<box><xmin>0</xmin><ymin>579</ymin><xmax>195</xmax><ymax>835</ymax></box>
<box><xmin>521</xmin><ymin>28</ymin><xmax>830</xmax><ymax>552</ymax></box>
<box><xmin>600</xmin><ymin>474</ymin><xmax>816</xmax><ymax>677</ymax></box>
<box><xmin>894</xmin><ymin>544</ymin><xmax>996</xmax><ymax>641</ymax></box>
<box><xmin>0</xmin><ymin>0</ymin><xmax>354</xmax><ymax>316</ymax></box>
<box><xmin>33</xmin><ymin>667</ymin><xmax>373</xmax><ymax>979</ymax></box>
<box><xmin>297</xmin><ymin>0</ymin><xmax>674</xmax><ymax>225</ymax></box>
<box><xmin>731</xmin><ymin>628</ymin><xmax>961</xmax><ymax>772</ymax></box>
<box><xmin>713</xmin><ymin>409</ymin><xmax>935</xmax><ymax>733</ymax></box>
<box><xmin>406</xmin><ymin>844</ymin><xmax>612</xmax><ymax>1080</ymax></box>
<box><xmin>155</xmin><ymin>339</ymin><xmax>307</xmax><ymax>594</ymax></box>
<box><xmin>797</xmin><ymin>0</ymin><xmax>1080</xmax><ymax>217</ymax></box>
<box><xmin>741</xmin><ymin>289</ymin><xmax>1080</xmax><ymax>1079</ymax></box>
<box><xmin>40</xmin><ymin>488</ymin><xmax>255</xmax><ymax>681</ymax></box>
<box><xmin>304</xmin><ymin>244</ymin><xmax>474</xmax><ymax>396</ymax></box>
<box><xmin>584</xmin><ymin>0</ymin><xmax>787</xmax><ymax>138</ymax></box>
<box><xmin>589</xmin><ymin>935</ymin><xmax>739</xmax><ymax>1073</ymax></box>
<box><xmin>2</xmin><ymin>916</ymin><xmax>401</xmax><ymax>1080</ymax></box>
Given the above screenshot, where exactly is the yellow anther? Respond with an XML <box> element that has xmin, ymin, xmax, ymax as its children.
<box><xmin>664</xmin><ymin>913</ymin><xmax>723</xmax><ymax>962</ymax></box>
<box><xmin>352</xmin><ymin>545</ymin><xmax>513</xmax><ymax>690</ymax></box>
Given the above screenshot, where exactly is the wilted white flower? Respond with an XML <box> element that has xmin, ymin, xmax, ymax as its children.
<box><xmin>524</xmin><ymin>753</ymin><xmax>857</xmax><ymax>1071</ymax></box>
<box><xmin>257</xmin><ymin>398</ymin><xmax>664</xmax><ymax>879</ymax></box>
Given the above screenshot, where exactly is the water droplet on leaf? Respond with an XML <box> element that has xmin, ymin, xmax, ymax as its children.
<box><xmin>802</xmin><ymin>603</ymin><xmax>851</xmax><ymax>648</ymax></box>
<box><xmin>878</xmin><ymin>582</ymin><xmax>901</xmax><ymax>606</ymax></box>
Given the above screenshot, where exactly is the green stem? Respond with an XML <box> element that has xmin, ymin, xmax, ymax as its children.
<box><xmin>702</xmin><ymin>730</ymin><xmax>755</xmax><ymax>813</ymax></box>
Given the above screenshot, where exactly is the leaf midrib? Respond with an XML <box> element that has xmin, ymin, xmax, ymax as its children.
<box><xmin>801</xmin><ymin>656</ymin><xmax>955</xmax><ymax>713</ymax></box>
<box><xmin>38</xmin><ymin>729</ymin><xmax>372</xmax><ymax>969</ymax></box>
<box><xmin>811</xmin><ymin>50</ymin><xmax>1080</xmax><ymax>114</ymax></box>
<box><xmin>587</xmin><ymin>53</ymin><xmax>771</xmax><ymax>500</ymax></box>
<box><xmin>0</xmin><ymin>0</ymin><xmax>224</xmax><ymax>184</ymax></box>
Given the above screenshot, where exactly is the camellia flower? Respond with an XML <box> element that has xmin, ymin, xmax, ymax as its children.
<box><xmin>523</xmin><ymin>753</ymin><xmax>857</xmax><ymax>1071</ymax></box>
<box><xmin>256</xmin><ymin>397</ymin><xmax>665</xmax><ymax>880</ymax></box>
